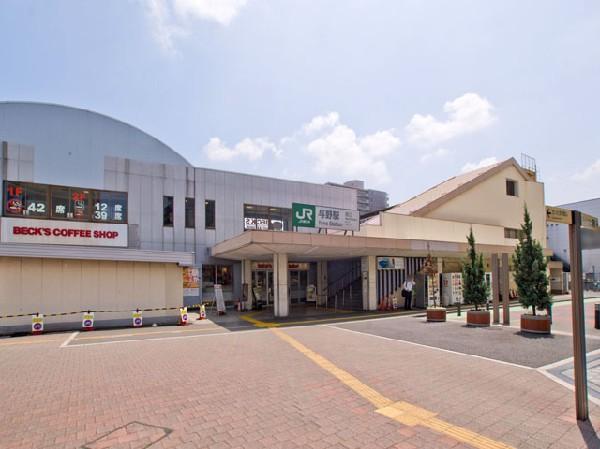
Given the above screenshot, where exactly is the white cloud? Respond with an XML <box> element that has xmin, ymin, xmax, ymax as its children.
<box><xmin>201</xmin><ymin>112</ymin><xmax>401</xmax><ymax>186</ymax></box>
<box><xmin>300</xmin><ymin>113</ymin><xmax>400</xmax><ymax>184</ymax></box>
<box><xmin>406</xmin><ymin>93</ymin><xmax>496</xmax><ymax>146</ymax></box>
<box><xmin>302</xmin><ymin>112</ymin><xmax>340</xmax><ymax>134</ymax></box>
<box><xmin>204</xmin><ymin>137</ymin><xmax>279</xmax><ymax>161</ymax></box>
<box><xmin>145</xmin><ymin>0</ymin><xmax>186</xmax><ymax>53</ymax></box>
<box><xmin>420</xmin><ymin>148</ymin><xmax>449</xmax><ymax>164</ymax></box>
<box><xmin>572</xmin><ymin>159</ymin><xmax>600</xmax><ymax>182</ymax></box>
<box><xmin>144</xmin><ymin>0</ymin><xmax>247</xmax><ymax>52</ymax></box>
<box><xmin>461</xmin><ymin>156</ymin><xmax>498</xmax><ymax>173</ymax></box>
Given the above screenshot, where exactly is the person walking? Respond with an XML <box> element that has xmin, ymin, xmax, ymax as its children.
<box><xmin>402</xmin><ymin>277</ymin><xmax>414</xmax><ymax>310</ymax></box>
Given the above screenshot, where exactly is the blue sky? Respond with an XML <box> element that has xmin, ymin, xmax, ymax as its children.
<box><xmin>0</xmin><ymin>0</ymin><xmax>598</xmax><ymax>205</ymax></box>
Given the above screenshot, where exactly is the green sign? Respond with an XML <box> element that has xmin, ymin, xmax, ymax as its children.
<box><xmin>292</xmin><ymin>203</ymin><xmax>316</xmax><ymax>228</ymax></box>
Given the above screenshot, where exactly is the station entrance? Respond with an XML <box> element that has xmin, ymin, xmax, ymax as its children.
<box><xmin>251</xmin><ymin>261</ymin><xmax>313</xmax><ymax>308</ymax></box>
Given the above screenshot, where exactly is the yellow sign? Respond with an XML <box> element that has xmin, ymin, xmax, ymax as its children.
<box><xmin>582</xmin><ymin>213</ymin><xmax>599</xmax><ymax>229</ymax></box>
<box><xmin>546</xmin><ymin>206</ymin><xmax>572</xmax><ymax>224</ymax></box>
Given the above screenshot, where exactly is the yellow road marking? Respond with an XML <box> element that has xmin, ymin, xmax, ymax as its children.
<box><xmin>241</xmin><ymin>309</ymin><xmax>415</xmax><ymax>328</ymax></box>
<box><xmin>240</xmin><ymin>313</ymin><xmax>280</xmax><ymax>328</ymax></box>
<box><xmin>271</xmin><ymin>328</ymin><xmax>514</xmax><ymax>449</ymax></box>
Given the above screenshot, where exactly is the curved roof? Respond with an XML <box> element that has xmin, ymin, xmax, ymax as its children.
<box><xmin>0</xmin><ymin>101</ymin><xmax>190</xmax><ymax>188</ymax></box>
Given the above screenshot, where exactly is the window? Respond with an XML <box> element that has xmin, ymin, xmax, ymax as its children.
<box><xmin>185</xmin><ymin>198</ymin><xmax>195</xmax><ymax>228</ymax></box>
<box><xmin>50</xmin><ymin>186</ymin><xmax>91</xmax><ymax>221</ymax></box>
<box><xmin>93</xmin><ymin>191</ymin><xmax>127</xmax><ymax>223</ymax></box>
<box><xmin>504</xmin><ymin>228</ymin><xmax>523</xmax><ymax>239</ymax></box>
<box><xmin>4</xmin><ymin>181</ymin><xmax>49</xmax><ymax>218</ymax></box>
<box><xmin>3</xmin><ymin>181</ymin><xmax>128</xmax><ymax>223</ymax></box>
<box><xmin>506</xmin><ymin>179</ymin><xmax>518</xmax><ymax>197</ymax></box>
<box><xmin>201</xmin><ymin>264</ymin><xmax>233</xmax><ymax>295</ymax></box>
<box><xmin>205</xmin><ymin>200</ymin><xmax>215</xmax><ymax>229</ymax></box>
<box><xmin>243</xmin><ymin>204</ymin><xmax>292</xmax><ymax>231</ymax></box>
<box><xmin>163</xmin><ymin>196</ymin><xmax>174</xmax><ymax>226</ymax></box>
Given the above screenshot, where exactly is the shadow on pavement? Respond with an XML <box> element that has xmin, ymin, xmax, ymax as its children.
<box><xmin>514</xmin><ymin>330</ymin><xmax>556</xmax><ymax>340</ymax></box>
<box><xmin>578</xmin><ymin>420</ymin><xmax>600</xmax><ymax>449</ymax></box>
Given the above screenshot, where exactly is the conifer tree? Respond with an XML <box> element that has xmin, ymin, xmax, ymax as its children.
<box><xmin>462</xmin><ymin>229</ymin><xmax>488</xmax><ymax>310</ymax></box>
<box><xmin>513</xmin><ymin>207</ymin><xmax>551</xmax><ymax>315</ymax></box>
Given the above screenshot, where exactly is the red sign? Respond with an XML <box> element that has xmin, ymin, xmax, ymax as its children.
<box><xmin>1</xmin><ymin>218</ymin><xmax>127</xmax><ymax>247</ymax></box>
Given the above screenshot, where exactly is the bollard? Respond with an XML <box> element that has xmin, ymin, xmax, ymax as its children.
<box><xmin>457</xmin><ymin>302</ymin><xmax>461</xmax><ymax>317</ymax></box>
<box><xmin>82</xmin><ymin>311</ymin><xmax>94</xmax><ymax>331</ymax></box>
<box><xmin>132</xmin><ymin>309</ymin><xmax>143</xmax><ymax>327</ymax></box>
<box><xmin>31</xmin><ymin>313</ymin><xmax>44</xmax><ymax>335</ymax></box>
<box><xmin>595</xmin><ymin>303</ymin><xmax>600</xmax><ymax>330</ymax></box>
<box><xmin>179</xmin><ymin>307</ymin><xmax>189</xmax><ymax>326</ymax></box>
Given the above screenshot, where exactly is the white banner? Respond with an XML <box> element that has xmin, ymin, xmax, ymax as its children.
<box><xmin>316</xmin><ymin>206</ymin><xmax>360</xmax><ymax>231</ymax></box>
<box><xmin>0</xmin><ymin>217</ymin><xmax>127</xmax><ymax>247</ymax></box>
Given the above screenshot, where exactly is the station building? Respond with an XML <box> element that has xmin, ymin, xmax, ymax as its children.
<box><xmin>547</xmin><ymin>197</ymin><xmax>600</xmax><ymax>291</ymax></box>
<box><xmin>0</xmin><ymin>102</ymin><xmax>548</xmax><ymax>333</ymax></box>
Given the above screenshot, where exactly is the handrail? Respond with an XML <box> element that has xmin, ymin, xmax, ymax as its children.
<box><xmin>328</xmin><ymin>260</ymin><xmax>361</xmax><ymax>299</ymax></box>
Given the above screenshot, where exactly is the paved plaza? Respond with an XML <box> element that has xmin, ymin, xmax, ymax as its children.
<box><xmin>3</xmin><ymin>308</ymin><xmax>600</xmax><ymax>449</ymax></box>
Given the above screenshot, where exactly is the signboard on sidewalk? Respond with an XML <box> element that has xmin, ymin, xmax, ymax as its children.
<box><xmin>214</xmin><ymin>284</ymin><xmax>226</xmax><ymax>314</ymax></box>
<box><xmin>292</xmin><ymin>203</ymin><xmax>359</xmax><ymax>231</ymax></box>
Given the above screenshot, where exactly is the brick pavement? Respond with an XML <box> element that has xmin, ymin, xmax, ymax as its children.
<box><xmin>1</xmin><ymin>321</ymin><xmax>600</xmax><ymax>449</ymax></box>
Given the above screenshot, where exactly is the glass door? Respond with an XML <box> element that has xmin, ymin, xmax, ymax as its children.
<box><xmin>290</xmin><ymin>270</ymin><xmax>308</xmax><ymax>304</ymax></box>
<box><xmin>252</xmin><ymin>270</ymin><xmax>274</xmax><ymax>306</ymax></box>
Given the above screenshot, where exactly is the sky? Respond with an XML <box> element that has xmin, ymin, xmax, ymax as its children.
<box><xmin>0</xmin><ymin>0</ymin><xmax>599</xmax><ymax>206</ymax></box>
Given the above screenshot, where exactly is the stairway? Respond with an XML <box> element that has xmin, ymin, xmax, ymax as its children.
<box><xmin>326</xmin><ymin>259</ymin><xmax>363</xmax><ymax>311</ymax></box>
<box><xmin>327</xmin><ymin>278</ymin><xmax>363</xmax><ymax>311</ymax></box>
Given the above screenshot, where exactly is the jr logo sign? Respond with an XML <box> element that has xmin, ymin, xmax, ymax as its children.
<box><xmin>292</xmin><ymin>203</ymin><xmax>316</xmax><ymax>228</ymax></box>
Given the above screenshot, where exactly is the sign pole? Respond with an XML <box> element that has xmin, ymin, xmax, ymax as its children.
<box><xmin>491</xmin><ymin>253</ymin><xmax>500</xmax><ymax>324</ymax></box>
<box><xmin>569</xmin><ymin>210</ymin><xmax>589</xmax><ymax>421</ymax></box>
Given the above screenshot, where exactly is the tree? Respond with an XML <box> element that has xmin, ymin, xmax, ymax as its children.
<box><xmin>462</xmin><ymin>229</ymin><xmax>489</xmax><ymax>311</ymax></box>
<box><xmin>513</xmin><ymin>206</ymin><xmax>551</xmax><ymax>315</ymax></box>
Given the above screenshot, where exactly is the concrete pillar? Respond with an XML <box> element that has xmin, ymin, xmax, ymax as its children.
<box><xmin>361</xmin><ymin>255</ymin><xmax>377</xmax><ymax>311</ymax></box>
<box><xmin>242</xmin><ymin>260</ymin><xmax>253</xmax><ymax>310</ymax></box>
<box><xmin>317</xmin><ymin>261</ymin><xmax>328</xmax><ymax>306</ymax></box>
<box><xmin>491</xmin><ymin>254</ymin><xmax>500</xmax><ymax>324</ymax></box>
<box><xmin>273</xmin><ymin>253</ymin><xmax>289</xmax><ymax>317</ymax></box>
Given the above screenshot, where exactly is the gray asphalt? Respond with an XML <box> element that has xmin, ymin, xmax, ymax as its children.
<box><xmin>334</xmin><ymin>315</ymin><xmax>600</xmax><ymax>368</ymax></box>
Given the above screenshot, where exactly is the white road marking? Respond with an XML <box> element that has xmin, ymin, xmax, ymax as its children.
<box><xmin>536</xmin><ymin>368</ymin><xmax>600</xmax><ymax>407</ymax></box>
<box><xmin>536</xmin><ymin>348</ymin><xmax>600</xmax><ymax>371</ymax></box>
<box><xmin>328</xmin><ymin>324</ymin><xmax>534</xmax><ymax>370</ymax></box>
<box><xmin>62</xmin><ymin>327</ymin><xmax>268</xmax><ymax>348</ymax></box>
<box><xmin>60</xmin><ymin>331</ymin><xmax>79</xmax><ymax>348</ymax></box>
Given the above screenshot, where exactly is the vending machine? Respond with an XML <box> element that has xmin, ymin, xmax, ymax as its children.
<box><xmin>441</xmin><ymin>273</ymin><xmax>463</xmax><ymax>306</ymax></box>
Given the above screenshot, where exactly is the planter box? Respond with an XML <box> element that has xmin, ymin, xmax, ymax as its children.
<box><xmin>427</xmin><ymin>308</ymin><xmax>447</xmax><ymax>322</ymax></box>
<box><xmin>467</xmin><ymin>310</ymin><xmax>490</xmax><ymax>327</ymax></box>
<box><xmin>521</xmin><ymin>314</ymin><xmax>551</xmax><ymax>334</ymax></box>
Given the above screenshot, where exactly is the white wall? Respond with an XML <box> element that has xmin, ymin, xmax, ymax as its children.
<box><xmin>0</xmin><ymin>257</ymin><xmax>183</xmax><ymax>333</ymax></box>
